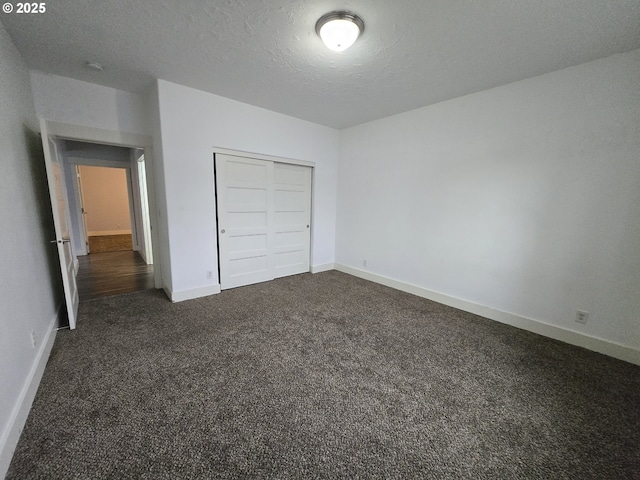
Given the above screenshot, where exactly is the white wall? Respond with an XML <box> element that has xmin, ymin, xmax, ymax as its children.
<box><xmin>154</xmin><ymin>79</ymin><xmax>340</xmax><ymax>299</ymax></box>
<box><xmin>78</xmin><ymin>166</ymin><xmax>132</xmax><ymax>235</ymax></box>
<box><xmin>0</xmin><ymin>24</ymin><xmax>61</xmax><ymax>477</ymax></box>
<box><xmin>337</xmin><ymin>49</ymin><xmax>640</xmax><ymax>357</ymax></box>
<box><xmin>30</xmin><ymin>71</ymin><xmax>150</xmax><ymax>135</ymax></box>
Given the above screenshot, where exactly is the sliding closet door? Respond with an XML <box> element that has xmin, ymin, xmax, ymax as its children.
<box><xmin>273</xmin><ymin>163</ymin><xmax>311</xmax><ymax>278</ymax></box>
<box><xmin>216</xmin><ymin>154</ymin><xmax>312</xmax><ymax>290</ymax></box>
<box><xmin>216</xmin><ymin>154</ymin><xmax>274</xmax><ymax>289</ymax></box>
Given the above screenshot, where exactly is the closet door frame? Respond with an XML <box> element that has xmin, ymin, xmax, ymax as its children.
<box><xmin>213</xmin><ymin>148</ymin><xmax>314</xmax><ymax>290</ymax></box>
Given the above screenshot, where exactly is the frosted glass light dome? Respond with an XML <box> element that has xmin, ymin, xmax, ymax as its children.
<box><xmin>316</xmin><ymin>12</ymin><xmax>364</xmax><ymax>52</ymax></box>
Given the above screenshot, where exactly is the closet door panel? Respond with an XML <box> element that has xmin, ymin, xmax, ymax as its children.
<box><xmin>216</xmin><ymin>154</ymin><xmax>311</xmax><ymax>289</ymax></box>
<box><xmin>216</xmin><ymin>154</ymin><xmax>274</xmax><ymax>289</ymax></box>
<box><xmin>273</xmin><ymin>163</ymin><xmax>311</xmax><ymax>278</ymax></box>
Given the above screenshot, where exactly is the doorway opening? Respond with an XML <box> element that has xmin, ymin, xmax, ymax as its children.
<box><xmin>60</xmin><ymin>140</ymin><xmax>155</xmax><ymax>301</ymax></box>
<box><xmin>41</xmin><ymin>119</ymin><xmax>162</xmax><ymax>329</ymax></box>
<box><xmin>78</xmin><ymin>165</ymin><xmax>134</xmax><ymax>253</ymax></box>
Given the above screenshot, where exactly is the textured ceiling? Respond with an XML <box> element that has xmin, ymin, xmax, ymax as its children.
<box><xmin>3</xmin><ymin>0</ymin><xmax>640</xmax><ymax>128</ymax></box>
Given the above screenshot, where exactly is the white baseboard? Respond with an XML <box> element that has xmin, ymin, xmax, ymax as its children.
<box><xmin>334</xmin><ymin>263</ymin><xmax>640</xmax><ymax>366</ymax></box>
<box><xmin>311</xmin><ymin>263</ymin><xmax>335</xmax><ymax>274</ymax></box>
<box><xmin>0</xmin><ymin>310</ymin><xmax>59</xmax><ymax>479</ymax></box>
<box><xmin>167</xmin><ymin>284</ymin><xmax>221</xmax><ymax>303</ymax></box>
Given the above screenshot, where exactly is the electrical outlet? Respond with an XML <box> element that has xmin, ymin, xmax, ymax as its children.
<box><xmin>575</xmin><ymin>310</ymin><xmax>589</xmax><ymax>324</ymax></box>
<box><xmin>30</xmin><ymin>330</ymin><xmax>37</xmax><ymax>348</ymax></box>
<box><xmin>206</xmin><ymin>270</ymin><xmax>213</xmax><ymax>280</ymax></box>
<box><xmin>362</xmin><ymin>258</ymin><xmax>368</xmax><ymax>267</ymax></box>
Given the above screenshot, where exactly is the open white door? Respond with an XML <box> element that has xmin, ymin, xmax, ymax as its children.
<box><xmin>41</xmin><ymin>119</ymin><xmax>79</xmax><ymax>329</ymax></box>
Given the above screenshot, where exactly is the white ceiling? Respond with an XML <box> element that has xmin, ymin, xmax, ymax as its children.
<box><xmin>3</xmin><ymin>0</ymin><xmax>640</xmax><ymax>129</ymax></box>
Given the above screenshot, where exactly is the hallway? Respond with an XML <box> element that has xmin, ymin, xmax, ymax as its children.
<box><xmin>77</xmin><ymin>251</ymin><xmax>155</xmax><ymax>301</ymax></box>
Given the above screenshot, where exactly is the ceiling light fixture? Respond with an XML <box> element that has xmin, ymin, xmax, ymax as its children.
<box><xmin>315</xmin><ymin>11</ymin><xmax>364</xmax><ymax>52</ymax></box>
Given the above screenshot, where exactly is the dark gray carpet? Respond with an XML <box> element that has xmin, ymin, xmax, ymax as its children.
<box><xmin>7</xmin><ymin>271</ymin><xmax>640</xmax><ymax>479</ymax></box>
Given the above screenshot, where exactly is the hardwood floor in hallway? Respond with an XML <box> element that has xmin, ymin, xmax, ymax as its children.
<box><xmin>77</xmin><ymin>251</ymin><xmax>155</xmax><ymax>301</ymax></box>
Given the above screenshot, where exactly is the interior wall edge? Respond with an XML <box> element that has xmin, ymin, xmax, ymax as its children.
<box><xmin>334</xmin><ymin>263</ymin><xmax>640</xmax><ymax>367</ymax></box>
<box><xmin>0</xmin><ymin>308</ymin><xmax>60</xmax><ymax>479</ymax></box>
